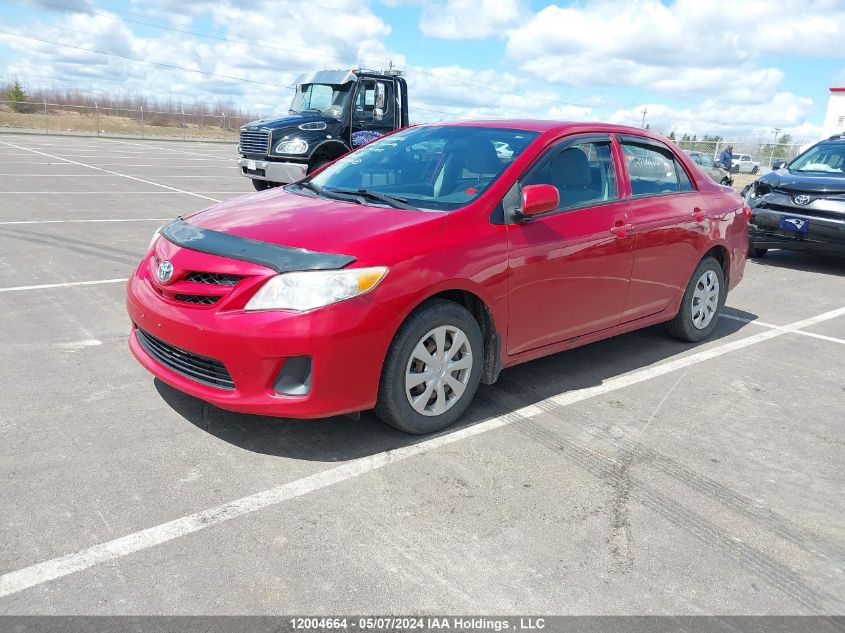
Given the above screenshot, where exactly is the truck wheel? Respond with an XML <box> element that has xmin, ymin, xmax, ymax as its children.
<box><xmin>749</xmin><ymin>245</ymin><xmax>768</xmax><ymax>258</ymax></box>
<box><xmin>665</xmin><ymin>256</ymin><xmax>725</xmax><ymax>343</ymax></box>
<box><xmin>375</xmin><ymin>300</ymin><xmax>483</xmax><ymax>435</ymax></box>
<box><xmin>751</xmin><ymin>166</ymin><xmax>759</xmax><ymax>174</ymax></box>
<box><xmin>251</xmin><ymin>179</ymin><xmax>270</xmax><ymax>191</ymax></box>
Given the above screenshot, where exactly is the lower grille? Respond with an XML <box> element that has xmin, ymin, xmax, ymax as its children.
<box><xmin>135</xmin><ymin>327</ymin><xmax>234</xmax><ymax>390</ymax></box>
<box><xmin>174</xmin><ymin>294</ymin><xmax>220</xmax><ymax>305</ymax></box>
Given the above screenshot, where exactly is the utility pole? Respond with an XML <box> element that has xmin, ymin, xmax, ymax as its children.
<box><xmin>640</xmin><ymin>107</ymin><xmax>648</xmax><ymax>128</ymax></box>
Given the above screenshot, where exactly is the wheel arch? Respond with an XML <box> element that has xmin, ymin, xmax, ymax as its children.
<box><xmin>308</xmin><ymin>140</ymin><xmax>349</xmax><ymax>171</ymax></box>
<box><xmin>702</xmin><ymin>243</ymin><xmax>730</xmax><ymax>287</ymax></box>
<box><xmin>399</xmin><ymin>287</ymin><xmax>502</xmax><ymax>385</ymax></box>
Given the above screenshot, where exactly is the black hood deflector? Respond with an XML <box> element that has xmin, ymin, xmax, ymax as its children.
<box><xmin>162</xmin><ymin>219</ymin><xmax>355</xmax><ymax>273</ymax></box>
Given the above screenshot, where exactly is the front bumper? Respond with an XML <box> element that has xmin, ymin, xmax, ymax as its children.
<box><xmin>238</xmin><ymin>157</ymin><xmax>307</xmax><ymax>184</ymax></box>
<box><xmin>126</xmin><ymin>258</ymin><xmax>399</xmax><ymax>418</ymax></box>
<box><xmin>748</xmin><ymin>196</ymin><xmax>845</xmax><ymax>254</ymax></box>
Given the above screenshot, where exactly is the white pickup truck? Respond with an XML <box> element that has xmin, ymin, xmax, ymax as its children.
<box><xmin>731</xmin><ymin>153</ymin><xmax>761</xmax><ymax>174</ymax></box>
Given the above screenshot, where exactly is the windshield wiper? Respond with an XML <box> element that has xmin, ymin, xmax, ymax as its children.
<box><xmin>327</xmin><ymin>188</ymin><xmax>413</xmax><ymax>209</ymax></box>
<box><xmin>292</xmin><ymin>180</ymin><xmax>364</xmax><ymax>204</ymax></box>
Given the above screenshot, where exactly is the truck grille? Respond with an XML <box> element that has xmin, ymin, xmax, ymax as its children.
<box><xmin>135</xmin><ymin>326</ymin><xmax>235</xmax><ymax>390</ymax></box>
<box><xmin>239</xmin><ymin>128</ymin><xmax>270</xmax><ymax>155</ymax></box>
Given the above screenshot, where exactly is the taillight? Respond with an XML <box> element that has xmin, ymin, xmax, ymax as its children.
<box><xmin>742</xmin><ymin>204</ymin><xmax>752</xmax><ymax>220</ymax></box>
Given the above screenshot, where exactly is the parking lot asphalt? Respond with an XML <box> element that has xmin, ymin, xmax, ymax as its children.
<box><xmin>0</xmin><ymin>133</ymin><xmax>843</xmax><ymax>615</ymax></box>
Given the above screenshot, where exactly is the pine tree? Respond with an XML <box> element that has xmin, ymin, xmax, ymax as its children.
<box><xmin>8</xmin><ymin>80</ymin><xmax>27</xmax><ymax>112</ymax></box>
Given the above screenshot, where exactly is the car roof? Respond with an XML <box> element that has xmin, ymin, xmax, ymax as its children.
<box><xmin>429</xmin><ymin>119</ymin><xmax>670</xmax><ymax>139</ymax></box>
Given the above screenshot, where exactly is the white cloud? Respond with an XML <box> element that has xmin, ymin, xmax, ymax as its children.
<box><xmin>506</xmin><ymin>0</ymin><xmax>845</xmax><ymax>101</ymax></box>
<box><xmin>417</xmin><ymin>0</ymin><xmax>526</xmax><ymax>40</ymax></box>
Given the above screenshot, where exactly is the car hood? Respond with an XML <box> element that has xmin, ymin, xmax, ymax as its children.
<box><xmin>758</xmin><ymin>169</ymin><xmax>845</xmax><ymax>194</ymax></box>
<box><xmin>183</xmin><ymin>188</ymin><xmax>448</xmax><ymax>264</ymax></box>
<box><xmin>242</xmin><ymin>113</ymin><xmax>331</xmax><ymax>131</ymax></box>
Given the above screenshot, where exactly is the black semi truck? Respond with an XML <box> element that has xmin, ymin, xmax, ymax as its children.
<box><xmin>238</xmin><ymin>68</ymin><xmax>410</xmax><ymax>190</ymax></box>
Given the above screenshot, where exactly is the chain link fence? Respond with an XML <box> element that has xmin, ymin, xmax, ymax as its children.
<box><xmin>0</xmin><ymin>100</ymin><xmax>264</xmax><ymax>141</ymax></box>
<box><xmin>673</xmin><ymin>138</ymin><xmax>810</xmax><ymax>171</ymax></box>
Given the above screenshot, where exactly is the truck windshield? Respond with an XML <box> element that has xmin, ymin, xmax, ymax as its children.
<box><xmin>289</xmin><ymin>83</ymin><xmax>350</xmax><ymax>119</ymax></box>
<box><xmin>300</xmin><ymin>125</ymin><xmax>540</xmax><ymax>211</ymax></box>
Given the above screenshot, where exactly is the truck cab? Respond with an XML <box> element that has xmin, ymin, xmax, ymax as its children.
<box><xmin>238</xmin><ymin>68</ymin><xmax>409</xmax><ymax>190</ymax></box>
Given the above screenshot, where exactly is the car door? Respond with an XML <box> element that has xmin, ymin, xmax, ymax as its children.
<box><xmin>350</xmin><ymin>79</ymin><xmax>395</xmax><ymax>148</ymax></box>
<box><xmin>506</xmin><ymin>135</ymin><xmax>635</xmax><ymax>355</ymax></box>
<box><xmin>618</xmin><ymin>135</ymin><xmax>709</xmax><ymax>323</ymax></box>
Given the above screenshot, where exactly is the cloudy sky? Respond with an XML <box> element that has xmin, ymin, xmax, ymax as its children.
<box><xmin>1</xmin><ymin>0</ymin><xmax>843</xmax><ymax>139</ymax></box>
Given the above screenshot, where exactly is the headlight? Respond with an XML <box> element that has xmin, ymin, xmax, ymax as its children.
<box><xmin>274</xmin><ymin>139</ymin><xmax>308</xmax><ymax>154</ymax></box>
<box><xmin>245</xmin><ymin>266</ymin><xmax>388</xmax><ymax>312</ymax></box>
<box><xmin>148</xmin><ymin>226</ymin><xmax>164</xmax><ymax>251</ymax></box>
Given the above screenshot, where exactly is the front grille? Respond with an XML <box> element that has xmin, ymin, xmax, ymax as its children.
<box><xmin>135</xmin><ymin>327</ymin><xmax>234</xmax><ymax>390</ymax></box>
<box><xmin>174</xmin><ymin>294</ymin><xmax>220</xmax><ymax>305</ymax></box>
<box><xmin>756</xmin><ymin>203</ymin><xmax>845</xmax><ymax>222</ymax></box>
<box><xmin>184</xmin><ymin>272</ymin><xmax>242</xmax><ymax>286</ymax></box>
<box><xmin>239</xmin><ymin>129</ymin><xmax>269</xmax><ymax>155</ymax></box>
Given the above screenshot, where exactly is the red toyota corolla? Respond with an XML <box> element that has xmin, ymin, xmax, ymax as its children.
<box><xmin>127</xmin><ymin>121</ymin><xmax>748</xmax><ymax>434</ymax></box>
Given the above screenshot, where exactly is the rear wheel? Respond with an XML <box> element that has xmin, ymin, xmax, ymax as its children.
<box><xmin>665</xmin><ymin>256</ymin><xmax>725</xmax><ymax>343</ymax></box>
<box><xmin>375</xmin><ymin>300</ymin><xmax>483</xmax><ymax>435</ymax></box>
<box><xmin>751</xmin><ymin>165</ymin><xmax>759</xmax><ymax>174</ymax></box>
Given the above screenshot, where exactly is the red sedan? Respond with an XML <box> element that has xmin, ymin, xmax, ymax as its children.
<box><xmin>127</xmin><ymin>121</ymin><xmax>748</xmax><ymax>434</ymax></box>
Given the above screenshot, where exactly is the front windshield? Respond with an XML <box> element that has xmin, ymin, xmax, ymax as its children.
<box><xmin>305</xmin><ymin>125</ymin><xmax>540</xmax><ymax>211</ymax></box>
<box><xmin>289</xmin><ymin>83</ymin><xmax>350</xmax><ymax>119</ymax></box>
<box><xmin>789</xmin><ymin>144</ymin><xmax>845</xmax><ymax>174</ymax></box>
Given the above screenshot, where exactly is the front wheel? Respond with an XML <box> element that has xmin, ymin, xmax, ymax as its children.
<box><xmin>748</xmin><ymin>245</ymin><xmax>768</xmax><ymax>258</ymax></box>
<box><xmin>665</xmin><ymin>256</ymin><xmax>726</xmax><ymax>343</ymax></box>
<box><xmin>751</xmin><ymin>166</ymin><xmax>759</xmax><ymax>174</ymax></box>
<box><xmin>251</xmin><ymin>179</ymin><xmax>270</xmax><ymax>191</ymax></box>
<box><xmin>375</xmin><ymin>300</ymin><xmax>483</xmax><ymax>434</ymax></box>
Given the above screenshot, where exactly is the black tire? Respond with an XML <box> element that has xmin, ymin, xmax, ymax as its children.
<box><xmin>375</xmin><ymin>299</ymin><xmax>483</xmax><ymax>434</ymax></box>
<box><xmin>748</xmin><ymin>245</ymin><xmax>768</xmax><ymax>258</ymax></box>
<box><xmin>251</xmin><ymin>179</ymin><xmax>270</xmax><ymax>191</ymax></box>
<box><xmin>665</xmin><ymin>256</ymin><xmax>726</xmax><ymax>343</ymax></box>
<box><xmin>751</xmin><ymin>165</ymin><xmax>759</xmax><ymax>174</ymax></box>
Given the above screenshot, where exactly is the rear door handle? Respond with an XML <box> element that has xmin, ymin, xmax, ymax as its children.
<box><xmin>610</xmin><ymin>223</ymin><xmax>634</xmax><ymax>237</ymax></box>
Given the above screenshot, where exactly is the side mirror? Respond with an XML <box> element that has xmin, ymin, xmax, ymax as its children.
<box><xmin>520</xmin><ymin>184</ymin><xmax>559</xmax><ymax>218</ymax></box>
<box><xmin>772</xmin><ymin>160</ymin><xmax>787</xmax><ymax>170</ymax></box>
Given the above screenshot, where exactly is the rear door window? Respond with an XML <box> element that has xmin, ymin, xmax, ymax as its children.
<box><xmin>621</xmin><ymin>140</ymin><xmax>695</xmax><ymax>196</ymax></box>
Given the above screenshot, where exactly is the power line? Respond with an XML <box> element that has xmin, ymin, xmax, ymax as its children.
<box><xmin>28</xmin><ymin>0</ymin><xmax>389</xmax><ymax>68</ymax></box>
<box><xmin>0</xmin><ymin>30</ymin><xmax>293</xmax><ymax>89</ymax></box>
<box><xmin>20</xmin><ymin>0</ymin><xmax>626</xmax><ymax>113</ymax></box>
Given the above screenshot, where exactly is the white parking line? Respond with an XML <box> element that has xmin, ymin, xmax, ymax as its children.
<box><xmin>0</xmin><ymin>219</ymin><xmax>170</xmax><ymax>225</ymax></box>
<box><xmin>0</xmin><ymin>278</ymin><xmax>127</xmax><ymax>293</ymax></box>
<box><xmin>1</xmin><ymin>305</ymin><xmax>843</xmax><ymax>598</ymax></box>
<box><xmin>721</xmin><ymin>313</ymin><xmax>845</xmax><ymax>345</ymax></box>
<box><xmin>105</xmin><ymin>139</ymin><xmax>236</xmax><ymax>160</ymax></box>
<box><xmin>0</xmin><ymin>141</ymin><xmax>222</xmax><ymax>203</ymax></box>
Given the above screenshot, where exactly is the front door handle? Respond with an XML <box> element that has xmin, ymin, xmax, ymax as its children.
<box><xmin>610</xmin><ymin>223</ymin><xmax>634</xmax><ymax>237</ymax></box>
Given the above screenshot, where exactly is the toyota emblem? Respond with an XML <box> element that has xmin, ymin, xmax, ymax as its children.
<box><xmin>793</xmin><ymin>194</ymin><xmax>811</xmax><ymax>206</ymax></box>
<box><xmin>157</xmin><ymin>260</ymin><xmax>174</xmax><ymax>284</ymax></box>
